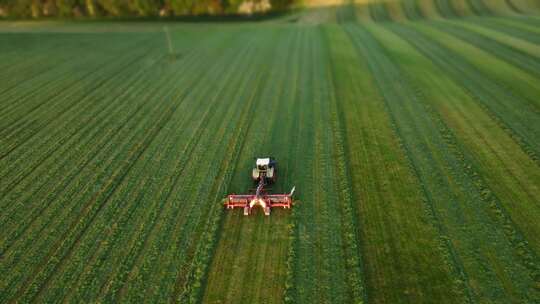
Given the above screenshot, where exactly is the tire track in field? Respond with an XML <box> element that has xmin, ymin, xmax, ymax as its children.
<box><xmin>452</xmin><ymin>0</ymin><xmax>474</xmax><ymax>16</ymax></box>
<box><xmin>504</xmin><ymin>0</ymin><xmax>524</xmax><ymax>13</ymax></box>
<box><xmin>281</xmin><ymin>29</ymin><xmax>305</xmax><ymax>304</ymax></box>
<box><xmin>283</xmin><ymin>29</ymin><xmax>322</xmax><ymax>303</ymax></box>
<box><xmin>467</xmin><ymin>0</ymin><xmax>491</xmax><ymax>15</ymax></box>
<box><xmin>283</xmin><ymin>36</ymin><xmax>308</xmax><ymax>304</ymax></box>
<box><xmin>385</xmin><ymin>0</ymin><xmax>407</xmax><ymax>21</ymax></box>
<box><xmin>408</xmin><ymin>22</ymin><xmax>540</xmax><ymax>112</ymax></box>
<box><xmin>417</xmin><ymin>0</ymin><xmax>443</xmax><ymax>18</ymax></box>
<box><xmin>282</xmin><ymin>27</ymin><xmax>318</xmax><ymax>304</ymax></box>
<box><xmin>289</xmin><ymin>27</ymin><xmax>355</xmax><ymax>303</ymax></box>
<box><xmin>171</xmin><ymin>48</ymin><xmax>270</xmax><ymax>300</ymax></box>
<box><xmin>369</xmin><ymin>1</ymin><xmax>392</xmax><ymax>22</ymax></box>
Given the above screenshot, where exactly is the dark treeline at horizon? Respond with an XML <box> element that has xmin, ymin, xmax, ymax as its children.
<box><xmin>0</xmin><ymin>0</ymin><xmax>297</xmax><ymax>19</ymax></box>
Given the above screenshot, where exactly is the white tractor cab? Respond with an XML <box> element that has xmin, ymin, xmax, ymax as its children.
<box><xmin>252</xmin><ymin>157</ymin><xmax>276</xmax><ymax>184</ymax></box>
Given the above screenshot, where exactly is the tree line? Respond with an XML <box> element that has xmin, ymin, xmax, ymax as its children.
<box><xmin>0</xmin><ymin>0</ymin><xmax>297</xmax><ymax>18</ymax></box>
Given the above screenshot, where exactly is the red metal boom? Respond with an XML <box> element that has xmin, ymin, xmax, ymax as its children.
<box><xmin>225</xmin><ymin>179</ymin><xmax>294</xmax><ymax>216</ymax></box>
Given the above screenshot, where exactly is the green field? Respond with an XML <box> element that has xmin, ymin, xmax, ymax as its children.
<box><xmin>1</xmin><ymin>0</ymin><xmax>540</xmax><ymax>303</ymax></box>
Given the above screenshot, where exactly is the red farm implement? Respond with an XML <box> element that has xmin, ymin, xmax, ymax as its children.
<box><xmin>224</xmin><ymin>157</ymin><xmax>295</xmax><ymax>216</ymax></box>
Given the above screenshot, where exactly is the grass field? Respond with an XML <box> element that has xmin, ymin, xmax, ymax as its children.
<box><xmin>1</xmin><ymin>0</ymin><xmax>539</xmax><ymax>303</ymax></box>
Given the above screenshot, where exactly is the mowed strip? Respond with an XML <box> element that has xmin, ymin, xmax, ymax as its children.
<box><xmin>357</xmin><ymin>22</ymin><xmax>539</xmax><ymax>302</ymax></box>
<box><xmin>202</xmin><ymin>27</ymin><xmax>298</xmax><ymax>304</ymax></box>
<box><xmin>325</xmin><ymin>23</ymin><xmax>461</xmax><ymax>304</ymax></box>
<box><xmin>34</xmin><ymin>30</ymin><xmax>252</xmax><ymax>303</ymax></box>
<box><xmin>0</xmin><ymin>27</ymin><xmax>248</xmax><ymax>302</ymax></box>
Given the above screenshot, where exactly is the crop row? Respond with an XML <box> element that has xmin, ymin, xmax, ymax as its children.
<box><xmin>324</xmin><ymin>22</ymin><xmax>462</xmax><ymax>303</ymax></box>
<box><xmin>0</xmin><ymin>47</ymin><xmax>161</xmax><ymax>253</ymax></box>
<box><xmin>350</xmin><ymin>0</ymin><xmax>539</xmax><ymax>23</ymax></box>
<box><xmin>0</xmin><ymin>26</ymin><xmax>247</xmax><ymax>302</ymax></box>
<box><xmin>394</xmin><ymin>22</ymin><xmax>540</xmax><ymax>161</ymax></box>
<box><xmin>0</xmin><ymin>56</ymin><xmax>181</xmax><ymax>302</ymax></box>
<box><xmin>347</xmin><ymin>22</ymin><xmax>539</xmax><ymax>302</ymax></box>
<box><xmin>0</xmin><ymin>34</ymin><xmax>153</xmax><ymax>127</ymax></box>
<box><xmin>135</xmin><ymin>32</ymin><xmax>272</xmax><ymax>304</ymax></box>
<box><xmin>88</xmin><ymin>28</ymin><xmax>273</xmax><ymax>303</ymax></box>
<box><xmin>32</xmin><ymin>38</ymin><xmax>234</xmax><ymax>302</ymax></box>
<box><xmin>202</xmin><ymin>27</ymin><xmax>299</xmax><ymax>304</ymax></box>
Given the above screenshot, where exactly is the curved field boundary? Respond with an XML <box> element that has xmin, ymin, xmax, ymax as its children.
<box><xmin>483</xmin><ymin>0</ymin><xmax>517</xmax><ymax>15</ymax></box>
<box><xmin>409</xmin><ymin>22</ymin><xmax>540</xmax><ymax>114</ymax></box>
<box><xmin>395</xmin><ymin>22</ymin><xmax>540</xmax><ymax>161</ymax></box>
<box><xmin>469</xmin><ymin>18</ymin><xmax>540</xmax><ymax>44</ymax></box>
<box><xmin>507</xmin><ymin>0</ymin><xmax>540</xmax><ymax>14</ymax></box>
<box><xmin>444</xmin><ymin>20</ymin><xmax>540</xmax><ymax>60</ymax></box>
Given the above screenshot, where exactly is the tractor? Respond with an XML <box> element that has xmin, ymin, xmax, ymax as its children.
<box><xmin>225</xmin><ymin>157</ymin><xmax>295</xmax><ymax>216</ymax></box>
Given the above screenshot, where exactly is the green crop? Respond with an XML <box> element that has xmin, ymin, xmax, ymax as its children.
<box><xmin>1</xmin><ymin>1</ymin><xmax>539</xmax><ymax>303</ymax></box>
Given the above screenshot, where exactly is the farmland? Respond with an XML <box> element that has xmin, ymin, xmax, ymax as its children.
<box><xmin>1</xmin><ymin>0</ymin><xmax>539</xmax><ymax>303</ymax></box>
